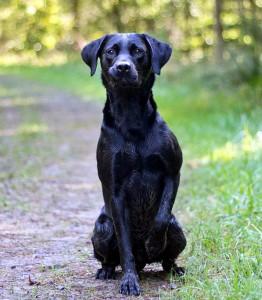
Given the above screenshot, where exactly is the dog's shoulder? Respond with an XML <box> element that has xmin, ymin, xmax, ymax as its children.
<box><xmin>145</xmin><ymin>114</ymin><xmax>183</xmax><ymax>173</ymax></box>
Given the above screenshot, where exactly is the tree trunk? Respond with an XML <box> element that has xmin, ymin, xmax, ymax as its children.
<box><xmin>249</xmin><ymin>0</ymin><xmax>260</xmax><ymax>76</ymax></box>
<box><xmin>111</xmin><ymin>0</ymin><xmax>125</xmax><ymax>32</ymax></box>
<box><xmin>214</xmin><ymin>0</ymin><xmax>224</xmax><ymax>63</ymax></box>
<box><xmin>184</xmin><ymin>0</ymin><xmax>191</xmax><ymax>58</ymax></box>
<box><xmin>72</xmin><ymin>0</ymin><xmax>82</xmax><ymax>49</ymax></box>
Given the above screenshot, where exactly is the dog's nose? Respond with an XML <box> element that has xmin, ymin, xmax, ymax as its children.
<box><xmin>116</xmin><ymin>62</ymin><xmax>131</xmax><ymax>73</ymax></box>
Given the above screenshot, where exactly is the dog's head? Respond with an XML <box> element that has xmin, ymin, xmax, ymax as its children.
<box><xmin>81</xmin><ymin>33</ymin><xmax>172</xmax><ymax>88</ymax></box>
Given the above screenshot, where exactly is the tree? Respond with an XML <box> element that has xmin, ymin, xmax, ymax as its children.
<box><xmin>214</xmin><ymin>0</ymin><xmax>224</xmax><ymax>63</ymax></box>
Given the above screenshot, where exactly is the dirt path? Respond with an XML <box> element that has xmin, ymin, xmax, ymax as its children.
<box><xmin>0</xmin><ymin>76</ymin><xmax>174</xmax><ymax>299</ymax></box>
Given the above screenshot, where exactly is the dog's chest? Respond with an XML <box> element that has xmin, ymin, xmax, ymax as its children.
<box><xmin>126</xmin><ymin>167</ymin><xmax>162</xmax><ymax>237</ymax></box>
<box><xmin>117</xmin><ymin>139</ymin><xmax>165</xmax><ymax>177</ymax></box>
<box><xmin>121</xmin><ymin>142</ymin><xmax>164</xmax><ymax>234</ymax></box>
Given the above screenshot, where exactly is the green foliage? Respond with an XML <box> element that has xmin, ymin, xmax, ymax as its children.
<box><xmin>0</xmin><ymin>0</ymin><xmax>261</xmax><ymax>80</ymax></box>
<box><xmin>0</xmin><ymin>0</ymin><xmax>70</xmax><ymax>54</ymax></box>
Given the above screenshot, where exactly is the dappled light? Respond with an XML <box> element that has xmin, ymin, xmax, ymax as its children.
<box><xmin>0</xmin><ymin>0</ymin><xmax>261</xmax><ymax>81</ymax></box>
<box><xmin>0</xmin><ymin>97</ymin><xmax>37</xmax><ymax>108</ymax></box>
<box><xmin>0</xmin><ymin>52</ymin><xmax>68</xmax><ymax>67</ymax></box>
<box><xmin>210</xmin><ymin>129</ymin><xmax>262</xmax><ymax>162</ymax></box>
<box><xmin>0</xmin><ymin>123</ymin><xmax>49</xmax><ymax>137</ymax></box>
<box><xmin>187</xmin><ymin>128</ymin><xmax>262</xmax><ymax>168</ymax></box>
<box><xmin>18</xmin><ymin>123</ymin><xmax>49</xmax><ymax>136</ymax></box>
<box><xmin>63</xmin><ymin>182</ymin><xmax>97</xmax><ymax>192</ymax></box>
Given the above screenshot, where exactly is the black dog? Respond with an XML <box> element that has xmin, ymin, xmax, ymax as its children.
<box><xmin>81</xmin><ymin>33</ymin><xmax>186</xmax><ymax>296</ymax></box>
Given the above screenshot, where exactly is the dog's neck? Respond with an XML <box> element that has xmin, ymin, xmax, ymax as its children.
<box><xmin>102</xmin><ymin>75</ymin><xmax>157</xmax><ymax>140</ymax></box>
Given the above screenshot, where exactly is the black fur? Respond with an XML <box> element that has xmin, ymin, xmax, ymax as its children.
<box><xmin>81</xmin><ymin>33</ymin><xmax>186</xmax><ymax>296</ymax></box>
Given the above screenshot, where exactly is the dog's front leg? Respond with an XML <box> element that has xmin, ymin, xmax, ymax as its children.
<box><xmin>145</xmin><ymin>174</ymin><xmax>180</xmax><ymax>259</ymax></box>
<box><xmin>111</xmin><ymin>152</ymin><xmax>140</xmax><ymax>296</ymax></box>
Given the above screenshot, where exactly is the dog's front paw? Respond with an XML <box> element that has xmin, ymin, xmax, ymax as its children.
<box><xmin>173</xmin><ymin>265</ymin><xmax>185</xmax><ymax>276</ymax></box>
<box><xmin>96</xmin><ymin>266</ymin><xmax>116</xmax><ymax>280</ymax></box>
<box><xmin>120</xmin><ymin>270</ymin><xmax>140</xmax><ymax>296</ymax></box>
<box><xmin>145</xmin><ymin>234</ymin><xmax>166</xmax><ymax>260</ymax></box>
<box><xmin>162</xmin><ymin>259</ymin><xmax>185</xmax><ymax>276</ymax></box>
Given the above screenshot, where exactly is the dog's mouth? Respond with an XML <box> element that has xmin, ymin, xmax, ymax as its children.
<box><xmin>108</xmin><ymin>67</ymin><xmax>140</xmax><ymax>88</ymax></box>
<box><xmin>117</xmin><ymin>77</ymin><xmax>140</xmax><ymax>88</ymax></box>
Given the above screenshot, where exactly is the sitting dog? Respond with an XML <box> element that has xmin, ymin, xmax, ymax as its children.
<box><xmin>81</xmin><ymin>33</ymin><xmax>186</xmax><ymax>296</ymax></box>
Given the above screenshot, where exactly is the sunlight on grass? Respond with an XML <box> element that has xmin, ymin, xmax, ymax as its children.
<box><xmin>0</xmin><ymin>97</ymin><xmax>37</xmax><ymax>108</ymax></box>
<box><xmin>0</xmin><ymin>123</ymin><xmax>48</xmax><ymax>137</ymax></box>
<box><xmin>207</xmin><ymin>128</ymin><xmax>262</xmax><ymax>163</ymax></box>
<box><xmin>18</xmin><ymin>123</ymin><xmax>49</xmax><ymax>136</ymax></box>
<box><xmin>0</xmin><ymin>52</ymin><xmax>68</xmax><ymax>66</ymax></box>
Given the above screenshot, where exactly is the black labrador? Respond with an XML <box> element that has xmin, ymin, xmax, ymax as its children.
<box><xmin>81</xmin><ymin>33</ymin><xmax>186</xmax><ymax>296</ymax></box>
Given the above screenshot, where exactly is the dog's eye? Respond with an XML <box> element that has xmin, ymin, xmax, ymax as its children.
<box><xmin>134</xmin><ymin>48</ymin><xmax>144</xmax><ymax>55</ymax></box>
<box><xmin>106</xmin><ymin>49</ymin><xmax>115</xmax><ymax>56</ymax></box>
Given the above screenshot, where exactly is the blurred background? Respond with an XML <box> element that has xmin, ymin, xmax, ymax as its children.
<box><xmin>0</xmin><ymin>1</ymin><xmax>261</xmax><ymax>299</ymax></box>
<box><xmin>0</xmin><ymin>0</ymin><xmax>261</xmax><ymax>74</ymax></box>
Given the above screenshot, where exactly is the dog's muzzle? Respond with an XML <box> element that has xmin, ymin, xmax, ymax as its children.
<box><xmin>108</xmin><ymin>61</ymin><xmax>139</xmax><ymax>87</ymax></box>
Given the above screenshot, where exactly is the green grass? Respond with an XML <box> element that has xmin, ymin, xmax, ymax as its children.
<box><xmin>1</xmin><ymin>60</ymin><xmax>261</xmax><ymax>299</ymax></box>
<box><xmin>0</xmin><ymin>60</ymin><xmax>105</xmax><ymax>100</ymax></box>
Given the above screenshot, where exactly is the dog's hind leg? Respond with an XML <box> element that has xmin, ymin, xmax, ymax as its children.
<box><xmin>161</xmin><ymin>215</ymin><xmax>186</xmax><ymax>276</ymax></box>
<box><xmin>92</xmin><ymin>209</ymin><xmax>119</xmax><ymax>279</ymax></box>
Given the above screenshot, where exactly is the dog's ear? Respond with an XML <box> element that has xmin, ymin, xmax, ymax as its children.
<box><xmin>81</xmin><ymin>35</ymin><xmax>108</xmax><ymax>76</ymax></box>
<box><xmin>142</xmin><ymin>34</ymin><xmax>172</xmax><ymax>75</ymax></box>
